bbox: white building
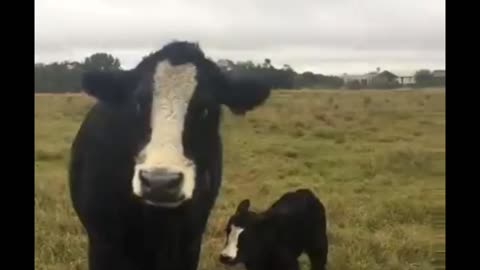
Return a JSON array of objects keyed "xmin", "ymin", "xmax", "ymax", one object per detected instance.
[{"xmin": 395, "ymin": 72, "xmax": 416, "ymax": 86}]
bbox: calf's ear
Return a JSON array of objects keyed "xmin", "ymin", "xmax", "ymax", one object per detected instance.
[
  {"xmin": 82, "ymin": 70, "xmax": 140, "ymax": 104},
  {"xmin": 216, "ymin": 75, "xmax": 272, "ymax": 116},
  {"xmin": 236, "ymin": 199, "xmax": 250, "ymax": 213}
]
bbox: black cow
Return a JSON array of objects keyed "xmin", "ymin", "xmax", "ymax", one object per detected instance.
[
  {"xmin": 219, "ymin": 189, "xmax": 328, "ymax": 270},
  {"xmin": 68, "ymin": 41, "xmax": 271, "ymax": 270}
]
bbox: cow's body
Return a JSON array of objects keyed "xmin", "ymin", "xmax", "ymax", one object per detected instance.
[
  {"xmin": 219, "ymin": 189, "xmax": 328, "ymax": 270},
  {"xmin": 69, "ymin": 102, "xmax": 222, "ymax": 270},
  {"xmin": 68, "ymin": 41, "xmax": 271, "ymax": 270}
]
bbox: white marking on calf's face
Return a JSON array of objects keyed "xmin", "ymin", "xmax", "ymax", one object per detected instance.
[
  {"xmin": 221, "ymin": 225, "xmax": 245, "ymax": 259},
  {"xmin": 132, "ymin": 60, "xmax": 198, "ymax": 203}
]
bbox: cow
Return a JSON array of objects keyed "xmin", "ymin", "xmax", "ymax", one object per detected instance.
[
  {"xmin": 219, "ymin": 189, "xmax": 328, "ymax": 270},
  {"xmin": 68, "ymin": 41, "xmax": 272, "ymax": 270}
]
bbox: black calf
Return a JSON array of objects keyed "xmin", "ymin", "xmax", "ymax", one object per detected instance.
[{"xmin": 219, "ymin": 189, "xmax": 328, "ymax": 270}]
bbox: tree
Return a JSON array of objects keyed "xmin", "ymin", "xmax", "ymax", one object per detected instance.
[
  {"xmin": 83, "ymin": 53, "xmax": 121, "ymax": 71},
  {"xmin": 293, "ymin": 72, "xmax": 343, "ymax": 89},
  {"xmin": 263, "ymin": 58, "xmax": 272, "ymax": 69},
  {"xmin": 236, "ymin": 61, "xmax": 256, "ymax": 70},
  {"xmin": 345, "ymin": 80, "xmax": 361, "ymax": 90},
  {"xmin": 34, "ymin": 61, "xmax": 84, "ymax": 92},
  {"xmin": 414, "ymin": 69, "xmax": 434, "ymax": 87},
  {"xmin": 282, "ymin": 64, "xmax": 293, "ymax": 71},
  {"xmin": 217, "ymin": 59, "xmax": 235, "ymax": 71}
]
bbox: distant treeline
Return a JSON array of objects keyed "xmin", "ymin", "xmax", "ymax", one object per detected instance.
[
  {"xmin": 34, "ymin": 52, "xmax": 444, "ymax": 93},
  {"xmin": 217, "ymin": 59, "xmax": 344, "ymax": 90},
  {"xmin": 35, "ymin": 53, "xmax": 121, "ymax": 93}
]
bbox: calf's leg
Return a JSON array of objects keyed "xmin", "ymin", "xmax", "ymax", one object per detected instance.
[{"xmin": 305, "ymin": 236, "xmax": 328, "ymax": 270}]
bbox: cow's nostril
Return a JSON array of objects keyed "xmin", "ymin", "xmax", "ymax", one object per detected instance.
[
  {"xmin": 219, "ymin": 254, "xmax": 235, "ymax": 264},
  {"xmin": 165, "ymin": 172, "xmax": 183, "ymax": 189},
  {"xmin": 139, "ymin": 169, "xmax": 151, "ymax": 188}
]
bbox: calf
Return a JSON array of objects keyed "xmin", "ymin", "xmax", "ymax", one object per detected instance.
[{"xmin": 219, "ymin": 189, "xmax": 328, "ymax": 270}]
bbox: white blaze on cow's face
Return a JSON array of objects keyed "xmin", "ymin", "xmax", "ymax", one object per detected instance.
[
  {"xmin": 132, "ymin": 60, "xmax": 197, "ymax": 204},
  {"xmin": 221, "ymin": 224, "xmax": 245, "ymax": 260}
]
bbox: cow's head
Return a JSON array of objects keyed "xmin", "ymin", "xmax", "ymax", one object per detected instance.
[
  {"xmin": 219, "ymin": 199, "xmax": 275, "ymax": 266},
  {"xmin": 81, "ymin": 41, "xmax": 271, "ymax": 208}
]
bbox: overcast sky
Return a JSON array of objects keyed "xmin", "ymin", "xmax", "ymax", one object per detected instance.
[{"xmin": 35, "ymin": 0, "xmax": 445, "ymax": 75}]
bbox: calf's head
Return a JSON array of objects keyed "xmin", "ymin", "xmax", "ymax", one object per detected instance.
[
  {"xmin": 81, "ymin": 41, "xmax": 271, "ymax": 207},
  {"xmin": 219, "ymin": 199, "xmax": 274, "ymax": 265}
]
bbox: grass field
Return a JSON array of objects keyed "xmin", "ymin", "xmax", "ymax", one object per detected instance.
[{"xmin": 35, "ymin": 89, "xmax": 445, "ymax": 270}]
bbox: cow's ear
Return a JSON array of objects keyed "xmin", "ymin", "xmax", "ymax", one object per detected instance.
[
  {"xmin": 82, "ymin": 70, "xmax": 140, "ymax": 104},
  {"xmin": 216, "ymin": 75, "xmax": 272, "ymax": 116},
  {"xmin": 236, "ymin": 199, "xmax": 250, "ymax": 213}
]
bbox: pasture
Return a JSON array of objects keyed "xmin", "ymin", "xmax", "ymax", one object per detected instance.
[{"xmin": 35, "ymin": 89, "xmax": 445, "ymax": 270}]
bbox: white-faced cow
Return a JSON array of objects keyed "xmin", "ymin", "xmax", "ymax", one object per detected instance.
[
  {"xmin": 219, "ymin": 189, "xmax": 328, "ymax": 270},
  {"xmin": 68, "ymin": 41, "xmax": 271, "ymax": 270}
]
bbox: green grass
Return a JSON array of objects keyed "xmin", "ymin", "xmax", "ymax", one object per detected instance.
[{"xmin": 35, "ymin": 89, "xmax": 445, "ymax": 270}]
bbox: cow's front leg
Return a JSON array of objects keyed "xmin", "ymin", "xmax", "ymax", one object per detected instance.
[{"xmin": 178, "ymin": 233, "xmax": 204, "ymax": 270}]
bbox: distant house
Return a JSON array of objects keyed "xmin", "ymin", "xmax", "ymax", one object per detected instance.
[
  {"xmin": 342, "ymin": 69, "xmax": 398, "ymax": 88},
  {"xmin": 432, "ymin": 70, "xmax": 445, "ymax": 78},
  {"xmin": 395, "ymin": 72, "xmax": 416, "ymax": 86},
  {"xmin": 342, "ymin": 73, "xmax": 375, "ymax": 88},
  {"xmin": 432, "ymin": 69, "xmax": 446, "ymax": 85},
  {"xmin": 373, "ymin": 70, "xmax": 398, "ymax": 85}
]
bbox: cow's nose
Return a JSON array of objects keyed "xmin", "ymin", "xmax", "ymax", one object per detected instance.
[
  {"xmin": 139, "ymin": 168, "xmax": 183, "ymax": 193},
  {"xmin": 219, "ymin": 254, "xmax": 234, "ymax": 264}
]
